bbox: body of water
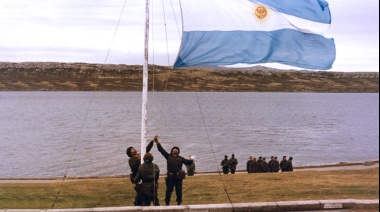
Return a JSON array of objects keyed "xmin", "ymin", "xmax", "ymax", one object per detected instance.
[{"xmin": 0, "ymin": 92, "xmax": 378, "ymax": 178}]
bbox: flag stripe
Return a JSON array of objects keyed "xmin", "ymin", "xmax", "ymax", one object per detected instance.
[
  {"xmin": 174, "ymin": 29, "xmax": 335, "ymax": 70},
  {"xmin": 181, "ymin": 0, "xmax": 330, "ymax": 33},
  {"xmin": 182, "ymin": 6, "xmax": 330, "ymax": 35},
  {"xmin": 252, "ymin": 0, "xmax": 331, "ymax": 24}
]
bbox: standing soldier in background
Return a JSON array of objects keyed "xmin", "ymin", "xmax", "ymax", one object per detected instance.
[
  {"xmin": 280, "ymin": 156, "xmax": 287, "ymax": 172},
  {"xmin": 221, "ymin": 155, "xmax": 230, "ymax": 174},
  {"xmin": 186, "ymin": 155, "xmax": 196, "ymax": 176},
  {"xmin": 229, "ymin": 154, "xmax": 238, "ymax": 174},
  {"xmin": 126, "ymin": 139, "xmax": 154, "ymax": 206},
  {"xmin": 154, "ymin": 135, "xmax": 193, "ymax": 206},
  {"xmin": 134, "ymin": 153, "xmax": 160, "ymax": 206}
]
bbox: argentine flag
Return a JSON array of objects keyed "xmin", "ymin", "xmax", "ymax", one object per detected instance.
[{"xmin": 173, "ymin": 0, "xmax": 336, "ymax": 70}]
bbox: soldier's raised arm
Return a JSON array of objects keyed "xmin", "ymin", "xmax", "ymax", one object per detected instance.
[{"xmin": 153, "ymin": 135, "xmax": 170, "ymax": 159}]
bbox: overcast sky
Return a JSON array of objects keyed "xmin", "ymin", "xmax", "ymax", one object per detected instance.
[{"xmin": 0, "ymin": 0, "xmax": 378, "ymax": 72}]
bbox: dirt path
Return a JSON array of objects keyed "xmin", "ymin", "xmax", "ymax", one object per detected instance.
[
  {"xmin": 0, "ymin": 161, "xmax": 378, "ymax": 184},
  {"xmin": 293, "ymin": 162, "xmax": 379, "ymax": 171}
]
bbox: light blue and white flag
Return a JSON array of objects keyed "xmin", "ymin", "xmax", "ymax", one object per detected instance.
[{"xmin": 173, "ymin": 0, "xmax": 336, "ymax": 70}]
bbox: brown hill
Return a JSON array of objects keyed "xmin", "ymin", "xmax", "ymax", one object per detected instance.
[{"xmin": 0, "ymin": 62, "xmax": 378, "ymax": 92}]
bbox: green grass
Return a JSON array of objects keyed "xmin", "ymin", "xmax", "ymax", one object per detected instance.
[{"xmin": 0, "ymin": 168, "xmax": 378, "ymax": 209}]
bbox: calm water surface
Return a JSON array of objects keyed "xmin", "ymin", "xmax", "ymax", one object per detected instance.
[{"xmin": 0, "ymin": 92, "xmax": 378, "ymax": 178}]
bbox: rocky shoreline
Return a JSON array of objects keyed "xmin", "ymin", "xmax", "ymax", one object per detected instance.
[{"xmin": 0, "ymin": 62, "xmax": 378, "ymax": 92}]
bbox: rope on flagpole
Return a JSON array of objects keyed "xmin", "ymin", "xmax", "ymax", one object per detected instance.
[{"xmin": 193, "ymin": 92, "xmax": 235, "ymax": 208}]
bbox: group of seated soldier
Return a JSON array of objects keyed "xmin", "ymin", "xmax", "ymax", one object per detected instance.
[{"xmin": 246, "ymin": 155, "xmax": 293, "ymax": 173}]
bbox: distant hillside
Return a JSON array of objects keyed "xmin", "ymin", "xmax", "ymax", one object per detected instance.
[{"xmin": 0, "ymin": 62, "xmax": 378, "ymax": 92}]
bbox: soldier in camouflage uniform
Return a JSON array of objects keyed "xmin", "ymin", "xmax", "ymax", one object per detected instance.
[
  {"xmin": 263, "ymin": 157, "xmax": 269, "ymax": 172},
  {"xmin": 280, "ymin": 156, "xmax": 287, "ymax": 172},
  {"xmin": 272, "ymin": 156, "xmax": 280, "ymax": 172},
  {"xmin": 186, "ymin": 155, "xmax": 195, "ymax": 176},
  {"xmin": 221, "ymin": 155, "xmax": 230, "ymax": 174},
  {"xmin": 250, "ymin": 157, "xmax": 258, "ymax": 173},
  {"xmin": 283, "ymin": 157, "xmax": 294, "ymax": 172},
  {"xmin": 257, "ymin": 156, "xmax": 264, "ymax": 173},
  {"xmin": 268, "ymin": 156, "xmax": 274, "ymax": 172},
  {"xmin": 246, "ymin": 156, "xmax": 253, "ymax": 173},
  {"xmin": 229, "ymin": 154, "xmax": 238, "ymax": 174},
  {"xmin": 134, "ymin": 153, "xmax": 160, "ymax": 206},
  {"xmin": 126, "ymin": 138, "xmax": 154, "ymax": 206}
]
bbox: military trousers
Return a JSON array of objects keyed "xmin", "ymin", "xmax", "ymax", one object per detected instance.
[
  {"xmin": 139, "ymin": 182, "xmax": 160, "ymax": 206},
  {"xmin": 165, "ymin": 176, "xmax": 183, "ymax": 204}
]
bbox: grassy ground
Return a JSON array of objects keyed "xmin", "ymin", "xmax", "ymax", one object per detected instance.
[{"xmin": 0, "ymin": 168, "xmax": 378, "ymax": 209}]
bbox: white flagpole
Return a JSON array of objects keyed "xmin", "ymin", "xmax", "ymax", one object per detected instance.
[{"xmin": 141, "ymin": 0, "xmax": 150, "ymax": 164}]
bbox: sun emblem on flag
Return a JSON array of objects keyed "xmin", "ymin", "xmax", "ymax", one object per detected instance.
[{"xmin": 253, "ymin": 5, "xmax": 270, "ymax": 24}]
